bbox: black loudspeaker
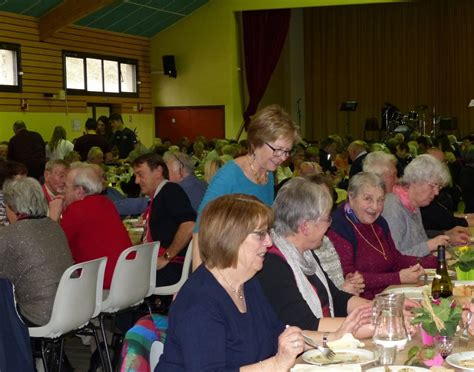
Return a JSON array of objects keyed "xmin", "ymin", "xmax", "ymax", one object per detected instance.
[{"xmin": 162, "ymin": 55, "xmax": 177, "ymax": 78}]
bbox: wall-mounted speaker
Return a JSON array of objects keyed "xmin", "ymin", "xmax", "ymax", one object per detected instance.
[{"xmin": 162, "ymin": 55, "xmax": 177, "ymax": 78}]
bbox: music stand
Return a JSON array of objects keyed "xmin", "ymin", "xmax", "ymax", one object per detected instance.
[{"xmin": 340, "ymin": 101, "xmax": 358, "ymax": 134}]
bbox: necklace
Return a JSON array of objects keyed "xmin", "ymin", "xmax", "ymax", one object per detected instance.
[
  {"xmin": 217, "ymin": 270, "xmax": 244, "ymax": 300},
  {"xmin": 248, "ymin": 155, "xmax": 268, "ymax": 185},
  {"xmin": 345, "ymin": 215, "xmax": 388, "ymax": 261}
]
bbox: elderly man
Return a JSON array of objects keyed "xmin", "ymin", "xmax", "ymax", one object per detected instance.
[
  {"xmin": 60, "ymin": 164, "xmax": 131, "ymax": 288},
  {"xmin": 132, "ymin": 153, "xmax": 195, "ymax": 286},
  {"xmin": 348, "ymin": 140, "xmax": 368, "ymax": 178},
  {"xmin": 362, "ymin": 151, "xmax": 398, "ymax": 193},
  {"xmin": 7, "ymin": 121, "xmax": 46, "ymax": 180},
  {"xmin": 163, "ymin": 151, "xmax": 207, "ymax": 212},
  {"xmin": 42, "ymin": 159, "xmax": 68, "ymax": 202}
]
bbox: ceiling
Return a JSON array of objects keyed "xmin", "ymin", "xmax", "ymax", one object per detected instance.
[{"xmin": 0, "ymin": 0, "xmax": 210, "ymax": 38}]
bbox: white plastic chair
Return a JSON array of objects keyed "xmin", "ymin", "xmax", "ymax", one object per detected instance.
[
  {"xmin": 98, "ymin": 242, "xmax": 160, "ymax": 371},
  {"xmin": 154, "ymin": 240, "xmax": 193, "ymax": 296},
  {"xmin": 29, "ymin": 257, "xmax": 107, "ymax": 372}
]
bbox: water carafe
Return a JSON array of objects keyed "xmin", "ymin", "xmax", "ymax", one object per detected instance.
[{"xmin": 373, "ymin": 293, "xmax": 408, "ymax": 350}]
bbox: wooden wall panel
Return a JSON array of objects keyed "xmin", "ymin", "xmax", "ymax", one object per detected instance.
[
  {"xmin": 304, "ymin": 0, "xmax": 474, "ymax": 140},
  {"xmin": 0, "ymin": 12, "xmax": 151, "ymax": 114}
]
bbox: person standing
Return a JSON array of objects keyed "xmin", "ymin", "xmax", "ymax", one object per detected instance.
[
  {"xmin": 74, "ymin": 118, "xmax": 112, "ymax": 162},
  {"xmin": 110, "ymin": 113, "xmax": 137, "ymax": 160},
  {"xmin": 7, "ymin": 121, "xmax": 46, "ymax": 180},
  {"xmin": 46, "ymin": 126, "xmax": 73, "ymax": 160}
]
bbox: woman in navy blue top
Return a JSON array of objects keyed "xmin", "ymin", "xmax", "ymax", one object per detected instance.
[{"xmin": 157, "ymin": 194, "xmax": 304, "ymax": 371}]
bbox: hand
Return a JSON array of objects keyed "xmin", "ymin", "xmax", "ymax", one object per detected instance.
[
  {"xmin": 427, "ymin": 235, "xmax": 450, "ymax": 252},
  {"xmin": 342, "ymin": 272, "xmax": 365, "ymax": 295},
  {"xmin": 157, "ymin": 256, "xmax": 169, "ymax": 270},
  {"xmin": 399, "ymin": 264, "xmax": 424, "ymax": 284},
  {"xmin": 48, "ymin": 195, "xmax": 65, "ymax": 222},
  {"xmin": 445, "ymin": 226, "xmax": 470, "ymax": 245},
  {"xmin": 274, "ymin": 326, "xmax": 304, "ymax": 370},
  {"xmin": 335, "ymin": 304, "xmax": 373, "ymax": 340}
]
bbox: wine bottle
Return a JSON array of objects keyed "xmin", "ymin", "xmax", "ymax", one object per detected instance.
[{"xmin": 431, "ymin": 245, "xmax": 453, "ymax": 299}]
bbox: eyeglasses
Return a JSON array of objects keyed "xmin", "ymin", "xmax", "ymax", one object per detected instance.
[
  {"xmin": 252, "ymin": 229, "xmax": 270, "ymax": 241},
  {"xmin": 427, "ymin": 182, "xmax": 442, "ymax": 191},
  {"xmin": 265, "ymin": 142, "xmax": 291, "ymax": 158},
  {"xmin": 317, "ymin": 216, "xmax": 332, "ymax": 226}
]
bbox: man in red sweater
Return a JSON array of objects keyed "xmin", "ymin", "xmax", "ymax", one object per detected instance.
[{"xmin": 60, "ymin": 163, "xmax": 132, "ymax": 288}]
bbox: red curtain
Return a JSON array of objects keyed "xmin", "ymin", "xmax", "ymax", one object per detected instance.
[{"xmin": 242, "ymin": 9, "xmax": 291, "ymax": 128}]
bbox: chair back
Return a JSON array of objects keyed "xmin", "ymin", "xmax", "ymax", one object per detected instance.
[
  {"xmin": 154, "ymin": 240, "xmax": 192, "ymax": 296},
  {"xmin": 29, "ymin": 257, "xmax": 106, "ymax": 338},
  {"xmin": 102, "ymin": 242, "xmax": 159, "ymax": 313}
]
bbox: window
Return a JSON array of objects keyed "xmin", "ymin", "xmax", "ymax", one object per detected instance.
[
  {"xmin": 0, "ymin": 43, "xmax": 21, "ymax": 92},
  {"xmin": 63, "ymin": 51, "xmax": 138, "ymax": 97}
]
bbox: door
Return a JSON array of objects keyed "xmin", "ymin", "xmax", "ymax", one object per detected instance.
[{"xmin": 155, "ymin": 106, "xmax": 225, "ymax": 142}]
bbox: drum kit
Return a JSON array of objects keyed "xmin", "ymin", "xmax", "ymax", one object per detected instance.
[{"xmin": 382, "ymin": 103, "xmax": 440, "ymax": 138}]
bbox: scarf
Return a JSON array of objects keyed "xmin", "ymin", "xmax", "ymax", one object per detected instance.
[
  {"xmin": 392, "ymin": 184, "xmax": 416, "ymax": 213},
  {"xmin": 271, "ymin": 230, "xmax": 334, "ymax": 318}
]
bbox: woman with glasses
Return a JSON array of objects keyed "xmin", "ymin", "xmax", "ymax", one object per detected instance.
[
  {"xmin": 327, "ymin": 172, "xmax": 436, "ymax": 300},
  {"xmin": 381, "ymin": 154, "xmax": 468, "ymax": 257},
  {"xmin": 192, "ymin": 105, "xmax": 300, "ymax": 270},
  {"xmin": 258, "ymin": 178, "xmax": 373, "ymax": 342}
]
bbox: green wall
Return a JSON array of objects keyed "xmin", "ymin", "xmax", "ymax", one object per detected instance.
[{"xmin": 151, "ymin": 0, "xmax": 407, "ymax": 139}]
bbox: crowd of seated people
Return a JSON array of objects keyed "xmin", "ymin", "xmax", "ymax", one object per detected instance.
[{"xmin": 3, "ymin": 108, "xmax": 474, "ymax": 370}]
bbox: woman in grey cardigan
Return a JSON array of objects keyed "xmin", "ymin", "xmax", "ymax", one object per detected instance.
[
  {"xmin": 382, "ymin": 154, "xmax": 468, "ymax": 257},
  {"xmin": 0, "ymin": 177, "xmax": 73, "ymax": 326}
]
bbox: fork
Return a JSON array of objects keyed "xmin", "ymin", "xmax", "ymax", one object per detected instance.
[{"xmin": 302, "ymin": 334, "xmax": 336, "ymax": 360}]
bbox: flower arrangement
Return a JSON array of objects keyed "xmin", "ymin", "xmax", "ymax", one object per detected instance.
[
  {"xmin": 452, "ymin": 246, "xmax": 474, "ymax": 280},
  {"xmin": 411, "ymin": 290, "xmax": 462, "ymax": 337}
]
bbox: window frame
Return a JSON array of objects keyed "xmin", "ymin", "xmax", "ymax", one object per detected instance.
[
  {"xmin": 0, "ymin": 42, "xmax": 22, "ymax": 93},
  {"xmin": 62, "ymin": 50, "xmax": 139, "ymax": 98}
]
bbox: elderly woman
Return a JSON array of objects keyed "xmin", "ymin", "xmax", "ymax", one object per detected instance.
[
  {"xmin": 382, "ymin": 154, "xmax": 468, "ymax": 257},
  {"xmin": 362, "ymin": 151, "xmax": 398, "ymax": 193},
  {"xmin": 158, "ymin": 194, "xmax": 305, "ymax": 371},
  {"xmin": 258, "ymin": 178, "xmax": 373, "ymax": 342},
  {"xmin": 0, "ymin": 177, "xmax": 73, "ymax": 326},
  {"xmin": 192, "ymin": 104, "xmax": 300, "ymax": 270},
  {"xmin": 327, "ymin": 172, "xmax": 437, "ymax": 300}
]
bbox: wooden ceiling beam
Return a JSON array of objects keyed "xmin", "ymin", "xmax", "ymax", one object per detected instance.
[{"xmin": 39, "ymin": 0, "xmax": 117, "ymax": 41}]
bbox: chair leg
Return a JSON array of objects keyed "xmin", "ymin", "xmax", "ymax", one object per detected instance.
[
  {"xmin": 92, "ymin": 325, "xmax": 108, "ymax": 372},
  {"xmin": 40, "ymin": 339, "xmax": 50, "ymax": 372},
  {"xmin": 57, "ymin": 338, "xmax": 64, "ymax": 372},
  {"xmin": 99, "ymin": 314, "xmax": 113, "ymax": 372}
]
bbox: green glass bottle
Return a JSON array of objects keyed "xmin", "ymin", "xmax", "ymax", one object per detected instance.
[{"xmin": 431, "ymin": 245, "xmax": 453, "ymax": 299}]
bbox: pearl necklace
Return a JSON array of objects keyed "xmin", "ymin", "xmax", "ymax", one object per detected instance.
[
  {"xmin": 345, "ymin": 215, "xmax": 388, "ymax": 261},
  {"xmin": 248, "ymin": 155, "xmax": 268, "ymax": 185},
  {"xmin": 218, "ymin": 270, "xmax": 244, "ymax": 300}
]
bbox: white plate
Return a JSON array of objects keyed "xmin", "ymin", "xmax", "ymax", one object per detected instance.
[
  {"xmin": 383, "ymin": 286, "xmax": 427, "ymax": 300},
  {"xmin": 302, "ymin": 348, "xmax": 375, "ymax": 366},
  {"xmin": 446, "ymin": 351, "xmax": 474, "ymax": 371},
  {"xmin": 366, "ymin": 367, "xmax": 429, "ymax": 372},
  {"xmin": 453, "ymin": 280, "xmax": 474, "ymax": 286}
]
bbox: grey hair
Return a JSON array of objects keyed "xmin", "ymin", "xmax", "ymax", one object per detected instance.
[
  {"xmin": 348, "ymin": 172, "xmax": 386, "ymax": 197},
  {"xmin": 87, "ymin": 146, "xmax": 104, "ymax": 162},
  {"xmin": 45, "ymin": 159, "xmax": 69, "ymax": 172},
  {"xmin": 3, "ymin": 177, "xmax": 48, "ymax": 217},
  {"xmin": 363, "ymin": 151, "xmax": 397, "ymax": 177},
  {"xmin": 273, "ymin": 177, "xmax": 332, "ymax": 236},
  {"xmin": 69, "ymin": 164, "xmax": 104, "ymax": 195},
  {"xmin": 401, "ymin": 154, "xmax": 451, "ymax": 187},
  {"xmin": 163, "ymin": 151, "xmax": 194, "ymax": 174}
]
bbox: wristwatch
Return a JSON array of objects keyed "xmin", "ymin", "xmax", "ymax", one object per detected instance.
[{"xmin": 163, "ymin": 251, "xmax": 171, "ymax": 261}]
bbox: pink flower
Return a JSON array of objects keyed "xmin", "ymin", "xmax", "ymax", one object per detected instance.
[{"xmin": 432, "ymin": 299, "xmax": 441, "ymax": 306}]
